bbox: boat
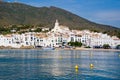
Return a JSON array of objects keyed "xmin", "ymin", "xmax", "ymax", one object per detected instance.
[
  {"xmin": 35, "ymin": 46, "xmax": 43, "ymax": 48},
  {"xmin": 42, "ymin": 47, "xmax": 55, "ymax": 50}
]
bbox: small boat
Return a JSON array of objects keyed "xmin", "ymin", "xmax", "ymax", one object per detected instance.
[
  {"xmin": 42, "ymin": 47, "xmax": 55, "ymax": 50},
  {"xmin": 35, "ymin": 46, "xmax": 43, "ymax": 48}
]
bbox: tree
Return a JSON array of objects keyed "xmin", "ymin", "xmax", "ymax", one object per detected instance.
[
  {"xmin": 34, "ymin": 28, "xmax": 42, "ymax": 32},
  {"xmin": 117, "ymin": 31, "xmax": 120, "ymax": 38},
  {"xmin": 116, "ymin": 45, "xmax": 120, "ymax": 49},
  {"xmin": 68, "ymin": 41, "xmax": 82, "ymax": 47},
  {"xmin": 103, "ymin": 44, "xmax": 110, "ymax": 49}
]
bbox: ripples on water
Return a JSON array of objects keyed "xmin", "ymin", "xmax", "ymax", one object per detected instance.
[{"xmin": 0, "ymin": 49, "xmax": 120, "ymax": 80}]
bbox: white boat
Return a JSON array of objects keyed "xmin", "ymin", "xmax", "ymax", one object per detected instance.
[{"xmin": 42, "ymin": 47, "xmax": 55, "ymax": 50}]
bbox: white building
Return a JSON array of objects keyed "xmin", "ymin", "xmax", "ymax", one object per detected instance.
[
  {"xmin": 51, "ymin": 19, "xmax": 70, "ymax": 33},
  {"xmin": 0, "ymin": 34, "xmax": 22, "ymax": 48},
  {"xmin": 89, "ymin": 33, "xmax": 114, "ymax": 48},
  {"xmin": 0, "ymin": 19, "xmax": 120, "ymax": 48}
]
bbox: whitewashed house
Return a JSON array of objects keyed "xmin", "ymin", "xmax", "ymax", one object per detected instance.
[
  {"xmin": 89, "ymin": 33, "xmax": 115, "ymax": 48},
  {"xmin": 0, "ymin": 19, "xmax": 120, "ymax": 48},
  {"xmin": 21, "ymin": 32, "xmax": 36, "ymax": 46}
]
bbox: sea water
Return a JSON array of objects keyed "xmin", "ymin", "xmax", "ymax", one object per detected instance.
[{"xmin": 0, "ymin": 49, "xmax": 120, "ymax": 80}]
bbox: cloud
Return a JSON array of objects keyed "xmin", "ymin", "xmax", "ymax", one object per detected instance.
[{"xmin": 94, "ymin": 10, "xmax": 120, "ymax": 21}]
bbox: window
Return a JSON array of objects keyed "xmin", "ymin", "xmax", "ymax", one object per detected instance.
[
  {"xmin": 52, "ymin": 40, "xmax": 53, "ymax": 42},
  {"xmin": 25, "ymin": 37, "xmax": 27, "ymax": 41},
  {"xmin": 26, "ymin": 42, "xmax": 28, "ymax": 45},
  {"xmin": 40, "ymin": 40, "xmax": 43, "ymax": 42},
  {"xmin": 71, "ymin": 37, "xmax": 74, "ymax": 42},
  {"xmin": 82, "ymin": 40, "xmax": 84, "ymax": 42},
  {"xmin": 31, "ymin": 37, "xmax": 33, "ymax": 40},
  {"xmin": 37, "ymin": 39, "xmax": 39, "ymax": 42},
  {"xmin": 9, "ymin": 41, "xmax": 11, "ymax": 44}
]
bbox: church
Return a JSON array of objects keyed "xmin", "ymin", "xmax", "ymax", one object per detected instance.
[{"xmin": 51, "ymin": 19, "xmax": 70, "ymax": 33}]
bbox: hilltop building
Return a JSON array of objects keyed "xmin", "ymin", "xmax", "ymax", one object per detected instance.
[
  {"xmin": 51, "ymin": 20, "xmax": 62, "ymax": 32},
  {"xmin": 51, "ymin": 19, "xmax": 70, "ymax": 33}
]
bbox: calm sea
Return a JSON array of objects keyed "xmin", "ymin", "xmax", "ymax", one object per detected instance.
[{"xmin": 0, "ymin": 49, "xmax": 120, "ymax": 80}]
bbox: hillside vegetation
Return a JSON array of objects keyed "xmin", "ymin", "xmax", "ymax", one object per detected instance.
[{"xmin": 0, "ymin": 1, "xmax": 120, "ymax": 38}]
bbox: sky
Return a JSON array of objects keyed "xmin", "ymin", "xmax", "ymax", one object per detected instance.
[{"xmin": 4, "ymin": 0, "xmax": 120, "ymax": 28}]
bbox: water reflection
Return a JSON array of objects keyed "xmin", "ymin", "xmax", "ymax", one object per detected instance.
[{"xmin": 0, "ymin": 49, "xmax": 120, "ymax": 79}]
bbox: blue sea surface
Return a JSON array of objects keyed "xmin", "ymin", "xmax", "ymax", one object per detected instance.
[{"xmin": 0, "ymin": 49, "xmax": 120, "ymax": 80}]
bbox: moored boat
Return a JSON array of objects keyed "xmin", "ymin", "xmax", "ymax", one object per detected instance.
[{"xmin": 42, "ymin": 47, "xmax": 55, "ymax": 50}]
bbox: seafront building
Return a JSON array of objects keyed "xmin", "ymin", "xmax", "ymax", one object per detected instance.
[{"xmin": 0, "ymin": 20, "xmax": 120, "ymax": 48}]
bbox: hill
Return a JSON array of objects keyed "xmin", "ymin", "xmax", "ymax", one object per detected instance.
[{"xmin": 0, "ymin": 1, "xmax": 120, "ymax": 38}]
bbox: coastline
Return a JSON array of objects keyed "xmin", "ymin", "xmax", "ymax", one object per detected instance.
[
  {"xmin": 75, "ymin": 47, "xmax": 120, "ymax": 52},
  {"xmin": 0, "ymin": 46, "xmax": 120, "ymax": 52}
]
